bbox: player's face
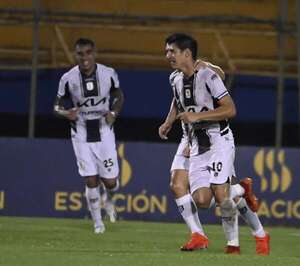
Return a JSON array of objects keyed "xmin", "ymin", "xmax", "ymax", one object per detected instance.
[
  {"xmin": 75, "ymin": 44, "xmax": 96, "ymax": 73},
  {"xmin": 165, "ymin": 43, "xmax": 186, "ymax": 70}
]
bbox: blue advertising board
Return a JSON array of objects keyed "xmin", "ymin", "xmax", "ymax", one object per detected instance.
[{"xmin": 0, "ymin": 138, "xmax": 299, "ymax": 226}]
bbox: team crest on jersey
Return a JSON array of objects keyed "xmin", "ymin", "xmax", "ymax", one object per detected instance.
[
  {"xmin": 86, "ymin": 82, "xmax": 94, "ymax": 91},
  {"xmin": 185, "ymin": 89, "xmax": 191, "ymax": 98}
]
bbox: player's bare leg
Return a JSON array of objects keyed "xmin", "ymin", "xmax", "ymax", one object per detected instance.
[
  {"xmin": 101, "ymin": 177, "xmax": 119, "ymax": 223},
  {"xmin": 170, "ymin": 169, "xmax": 189, "ymax": 198},
  {"xmin": 212, "ymin": 182, "xmax": 237, "ymax": 252},
  {"xmin": 230, "ymin": 178, "xmax": 269, "ymax": 255},
  {"xmin": 85, "ymin": 175, "xmax": 105, "ymax": 234},
  {"xmin": 191, "ymin": 182, "xmax": 242, "ymax": 254},
  {"xmin": 178, "ymin": 186, "xmax": 212, "ymax": 251},
  {"xmin": 99, "ymin": 183, "xmax": 115, "ymax": 222},
  {"xmin": 224, "ymin": 212, "xmax": 240, "ymax": 254},
  {"xmin": 171, "ymin": 170, "xmax": 208, "ymax": 251},
  {"xmin": 236, "ymin": 178, "xmax": 270, "ymax": 255},
  {"xmin": 193, "ymin": 185, "xmax": 240, "ymax": 254},
  {"xmin": 222, "ymin": 183, "xmax": 245, "ymax": 254}
]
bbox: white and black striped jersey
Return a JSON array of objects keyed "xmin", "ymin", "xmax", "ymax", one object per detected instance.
[
  {"xmin": 57, "ymin": 63, "xmax": 120, "ymax": 142},
  {"xmin": 169, "ymin": 67, "xmax": 233, "ymax": 155}
]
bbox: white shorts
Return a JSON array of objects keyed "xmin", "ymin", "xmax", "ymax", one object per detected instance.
[
  {"xmin": 170, "ymin": 154, "xmax": 189, "ymax": 171},
  {"xmin": 189, "ymin": 140, "xmax": 235, "ymax": 194},
  {"xmin": 170, "ymin": 136, "xmax": 189, "ymax": 172},
  {"xmin": 71, "ymin": 130, "xmax": 119, "ymax": 178}
]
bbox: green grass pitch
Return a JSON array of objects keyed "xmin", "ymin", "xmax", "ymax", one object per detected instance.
[{"xmin": 0, "ymin": 216, "xmax": 299, "ymax": 266}]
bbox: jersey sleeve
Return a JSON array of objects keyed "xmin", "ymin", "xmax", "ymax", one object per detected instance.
[
  {"xmin": 111, "ymin": 69, "xmax": 120, "ymax": 89},
  {"xmin": 205, "ymin": 71, "xmax": 228, "ymax": 100},
  {"xmin": 57, "ymin": 74, "xmax": 69, "ymax": 98},
  {"xmin": 169, "ymin": 70, "xmax": 179, "ymax": 86}
]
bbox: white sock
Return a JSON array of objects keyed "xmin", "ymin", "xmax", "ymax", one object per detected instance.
[
  {"xmin": 220, "ymin": 199, "xmax": 237, "ymax": 243},
  {"xmin": 85, "ymin": 186, "xmax": 102, "ymax": 228},
  {"xmin": 104, "ymin": 188, "xmax": 115, "ymax": 211},
  {"xmin": 175, "ymin": 194, "xmax": 204, "ymax": 235},
  {"xmin": 227, "ymin": 212, "xmax": 239, "ymax": 246},
  {"xmin": 230, "ymin": 184, "xmax": 245, "ymax": 199},
  {"xmin": 236, "ymin": 198, "xmax": 265, "ymax": 237},
  {"xmin": 225, "ymin": 184, "xmax": 242, "ymax": 246}
]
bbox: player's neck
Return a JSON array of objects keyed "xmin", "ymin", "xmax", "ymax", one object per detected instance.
[
  {"xmin": 181, "ymin": 60, "xmax": 195, "ymax": 78},
  {"xmin": 80, "ymin": 64, "xmax": 96, "ymax": 76}
]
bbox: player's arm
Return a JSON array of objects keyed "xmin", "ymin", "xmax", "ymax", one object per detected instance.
[
  {"xmin": 177, "ymin": 95, "xmax": 236, "ymax": 124},
  {"xmin": 53, "ymin": 96, "xmax": 78, "ymax": 121},
  {"xmin": 158, "ymin": 98, "xmax": 178, "ymax": 140},
  {"xmin": 194, "ymin": 59, "xmax": 225, "ymax": 80},
  {"xmin": 106, "ymin": 86, "xmax": 124, "ymax": 125}
]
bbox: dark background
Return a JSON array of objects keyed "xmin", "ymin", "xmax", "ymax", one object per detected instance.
[{"xmin": 0, "ymin": 68, "xmax": 299, "ymax": 147}]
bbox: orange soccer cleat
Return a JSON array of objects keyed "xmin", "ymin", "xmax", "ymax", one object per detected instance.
[
  {"xmin": 239, "ymin": 177, "xmax": 259, "ymax": 212},
  {"xmin": 255, "ymin": 233, "xmax": 270, "ymax": 255},
  {"xmin": 225, "ymin": 245, "xmax": 241, "ymax": 255},
  {"xmin": 180, "ymin": 232, "xmax": 209, "ymax": 251}
]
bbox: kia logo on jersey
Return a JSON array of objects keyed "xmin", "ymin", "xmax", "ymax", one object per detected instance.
[{"xmin": 76, "ymin": 97, "xmax": 106, "ymax": 107}]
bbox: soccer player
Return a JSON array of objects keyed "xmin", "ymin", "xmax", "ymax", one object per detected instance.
[
  {"xmin": 54, "ymin": 38, "xmax": 124, "ymax": 234},
  {"xmin": 159, "ymin": 60, "xmax": 244, "ymax": 254},
  {"xmin": 160, "ymin": 107, "xmax": 258, "ymax": 254},
  {"xmin": 159, "ymin": 33, "xmax": 270, "ymax": 255}
]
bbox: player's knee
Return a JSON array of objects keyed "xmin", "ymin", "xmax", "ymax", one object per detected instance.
[
  {"xmin": 85, "ymin": 176, "xmax": 98, "ymax": 188},
  {"xmin": 170, "ymin": 181, "xmax": 187, "ymax": 197},
  {"xmin": 103, "ymin": 178, "xmax": 119, "ymax": 191},
  {"xmin": 193, "ymin": 195, "xmax": 210, "ymax": 209},
  {"xmin": 195, "ymin": 201, "xmax": 210, "ymax": 209}
]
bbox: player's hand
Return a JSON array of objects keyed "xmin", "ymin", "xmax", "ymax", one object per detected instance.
[
  {"xmin": 158, "ymin": 121, "xmax": 172, "ymax": 140},
  {"xmin": 177, "ymin": 112, "xmax": 199, "ymax": 123},
  {"xmin": 194, "ymin": 59, "xmax": 225, "ymax": 80},
  {"xmin": 194, "ymin": 59, "xmax": 208, "ymax": 72},
  {"xmin": 105, "ymin": 111, "xmax": 117, "ymax": 125},
  {"xmin": 182, "ymin": 145, "xmax": 190, "ymax": 158},
  {"xmin": 66, "ymin": 107, "xmax": 78, "ymax": 121}
]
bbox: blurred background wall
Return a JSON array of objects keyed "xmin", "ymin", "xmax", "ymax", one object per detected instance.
[{"xmin": 0, "ymin": 0, "xmax": 298, "ymax": 147}]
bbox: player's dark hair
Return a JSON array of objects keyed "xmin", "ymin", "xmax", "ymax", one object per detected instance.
[
  {"xmin": 75, "ymin": 38, "xmax": 95, "ymax": 48},
  {"xmin": 165, "ymin": 33, "xmax": 198, "ymax": 60}
]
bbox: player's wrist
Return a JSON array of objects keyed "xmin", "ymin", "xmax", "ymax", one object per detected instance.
[
  {"xmin": 54, "ymin": 106, "xmax": 69, "ymax": 117},
  {"xmin": 110, "ymin": 111, "xmax": 118, "ymax": 118}
]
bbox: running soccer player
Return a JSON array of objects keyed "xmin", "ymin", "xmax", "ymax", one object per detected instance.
[
  {"xmin": 159, "ymin": 33, "xmax": 270, "ymax": 255},
  {"xmin": 54, "ymin": 38, "xmax": 124, "ymax": 234}
]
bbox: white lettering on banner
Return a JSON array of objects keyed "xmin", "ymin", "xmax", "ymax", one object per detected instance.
[
  {"xmin": 114, "ymin": 191, "xmax": 167, "ymax": 214},
  {"xmin": 53, "ymin": 191, "xmax": 167, "ymax": 214},
  {"xmin": 258, "ymin": 200, "xmax": 300, "ymax": 219},
  {"xmin": 54, "ymin": 192, "xmax": 82, "ymax": 211}
]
